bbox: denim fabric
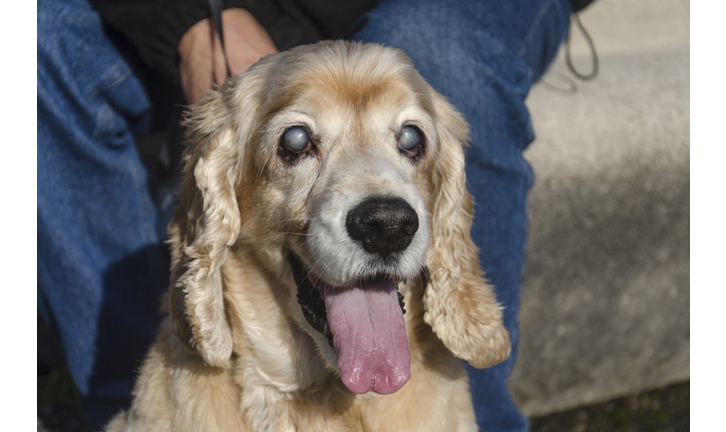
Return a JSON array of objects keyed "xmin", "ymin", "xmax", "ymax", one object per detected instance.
[
  {"xmin": 37, "ymin": 0, "xmax": 569, "ymax": 429},
  {"xmin": 37, "ymin": 0, "xmax": 169, "ymax": 427},
  {"xmin": 352, "ymin": 1, "xmax": 569, "ymax": 430}
]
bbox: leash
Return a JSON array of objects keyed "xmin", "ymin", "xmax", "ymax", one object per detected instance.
[
  {"xmin": 208, "ymin": 0, "xmax": 232, "ymax": 78},
  {"xmin": 565, "ymin": 12, "xmax": 599, "ymax": 81}
]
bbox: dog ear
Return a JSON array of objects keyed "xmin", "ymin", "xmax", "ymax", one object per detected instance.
[
  {"xmin": 423, "ymin": 91, "xmax": 512, "ymax": 369},
  {"xmin": 167, "ymin": 84, "xmax": 248, "ymax": 368}
]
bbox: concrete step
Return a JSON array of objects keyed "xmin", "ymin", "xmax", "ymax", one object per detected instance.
[{"xmin": 506, "ymin": 0, "xmax": 690, "ymax": 416}]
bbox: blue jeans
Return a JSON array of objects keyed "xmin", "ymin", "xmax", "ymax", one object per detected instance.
[
  {"xmin": 37, "ymin": 0, "xmax": 569, "ymax": 429},
  {"xmin": 37, "ymin": 0, "xmax": 169, "ymax": 427},
  {"xmin": 352, "ymin": 1, "xmax": 570, "ymax": 430}
]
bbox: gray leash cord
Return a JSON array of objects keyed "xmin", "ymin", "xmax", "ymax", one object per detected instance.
[{"xmin": 565, "ymin": 12, "xmax": 598, "ymax": 81}]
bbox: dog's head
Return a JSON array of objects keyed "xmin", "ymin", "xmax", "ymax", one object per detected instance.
[{"xmin": 168, "ymin": 41, "xmax": 510, "ymax": 394}]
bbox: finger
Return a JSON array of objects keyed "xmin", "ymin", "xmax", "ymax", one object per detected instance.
[
  {"xmin": 179, "ymin": 19, "xmax": 216, "ymax": 105},
  {"xmin": 180, "ymin": 62, "xmax": 202, "ymax": 105},
  {"xmin": 222, "ymin": 8, "xmax": 278, "ymax": 76},
  {"xmin": 181, "ymin": 47, "xmax": 215, "ymax": 105}
]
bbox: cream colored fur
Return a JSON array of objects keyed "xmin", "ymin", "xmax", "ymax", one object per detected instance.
[{"xmin": 106, "ymin": 41, "xmax": 510, "ymax": 432}]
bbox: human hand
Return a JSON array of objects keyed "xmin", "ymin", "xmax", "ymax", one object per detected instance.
[{"xmin": 178, "ymin": 8, "xmax": 278, "ymax": 105}]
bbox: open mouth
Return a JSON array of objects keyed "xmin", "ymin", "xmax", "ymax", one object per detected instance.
[
  {"xmin": 292, "ymin": 254, "xmax": 406, "ymax": 345},
  {"xmin": 290, "ymin": 253, "xmax": 410, "ymax": 394},
  {"xmin": 292, "ymin": 254, "xmax": 334, "ymax": 343}
]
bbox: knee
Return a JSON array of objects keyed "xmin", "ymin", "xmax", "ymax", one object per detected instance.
[
  {"xmin": 351, "ymin": 0, "xmax": 533, "ymax": 98},
  {"xmin": 38, "ymin": 0, "xmax": 151, "ymax": 146}
]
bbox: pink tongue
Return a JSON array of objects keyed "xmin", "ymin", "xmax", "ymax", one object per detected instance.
[{"xmin": 322, "ymin": 280, "xmax": 410, "ymax": 394}]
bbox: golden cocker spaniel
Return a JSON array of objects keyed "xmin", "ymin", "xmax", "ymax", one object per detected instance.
[{"xmin": 106, "ymin": 41, "xmax": 510, "ymax": 432}]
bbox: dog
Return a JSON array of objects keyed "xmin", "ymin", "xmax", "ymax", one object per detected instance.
[{"xmin": 105, "ymin": 41, "xmax": 510, "ymax": 432}]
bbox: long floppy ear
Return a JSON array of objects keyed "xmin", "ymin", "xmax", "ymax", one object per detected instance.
[
  {"xmin": 166, "ymin": 85, "xmax": 245, "ymax": 368},
  {"xmin": 423, "ymin": 92, "xmax": 511, "ymax": 369}
]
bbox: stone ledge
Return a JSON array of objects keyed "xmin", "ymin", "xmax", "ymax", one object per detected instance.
[{"xmin": 506, "ymin": 19, "xmax": 689, "ymax": 415}]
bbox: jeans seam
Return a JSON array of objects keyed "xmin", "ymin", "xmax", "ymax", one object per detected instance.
[
  {"xmin": 518, "ymin": 0, "xmax": 563, "ymax": 60},
  {"xmin": 86, "ymin": 59, "xmax": 133, "ymax": 99}
]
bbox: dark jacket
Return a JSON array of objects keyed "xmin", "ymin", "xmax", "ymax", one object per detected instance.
[
  {"xmin": 91, "ymin": 0, "xmax": 595, "ymax": 85},
  {"xmin": 91, "ymin": 0, "xmax": 376, "ymax": 84}
]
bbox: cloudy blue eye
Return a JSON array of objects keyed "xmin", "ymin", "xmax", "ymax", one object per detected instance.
[
  {"xmin": 398, "ymin": 126, "xmax": 422, "ymax": 155},
  {"xmin": 282, "ymin": 126, "xmax": 311, "ymax": 155}
]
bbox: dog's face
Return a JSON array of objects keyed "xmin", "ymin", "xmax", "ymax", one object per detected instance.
[
  {"xmin": 253, "ymin": 45, "xmax": 438, "ymax": 395},
  {"xmin": 169, "ymin": 41, "xmax": 510, "ymax": 396}
]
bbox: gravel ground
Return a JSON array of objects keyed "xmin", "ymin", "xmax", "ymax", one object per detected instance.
[
  {"xmin": 529, "ymin": 383, "xmax": 689, "ymax": 432},
  {"xmin": 38, "ymin": 315, "xmax": 689, "ymax": 432}
]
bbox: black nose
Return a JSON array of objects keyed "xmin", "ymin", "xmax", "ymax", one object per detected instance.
[{"xmin": 345, "ymin": 197, "xmax": 419, "ymax": 259}]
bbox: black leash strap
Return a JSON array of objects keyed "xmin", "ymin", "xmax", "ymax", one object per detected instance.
[{"xmin": 208, "ymin": 0, "xmax": 231, "ymax": 78}]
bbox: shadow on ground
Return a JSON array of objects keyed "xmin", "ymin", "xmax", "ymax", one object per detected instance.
[
  {"xmin": 38, "ymin": 313, "xmax": 91, "ymax": 432},
  {"xmin": 530, "ymin": 382, "xmax": 690, "ymax": 432}
]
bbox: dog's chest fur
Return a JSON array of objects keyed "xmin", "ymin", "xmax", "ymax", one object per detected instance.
[
  {"xmin": 216, "ymin": 248, "xmax": 475, "ymax": 432},
  {"xmin": 111, "ymin": 249, "xmax": 478, "ymax": 431}
]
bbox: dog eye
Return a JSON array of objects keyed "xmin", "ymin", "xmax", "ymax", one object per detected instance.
[
  {"xmin": 398, "ymin": 126, "xmax": 422, "ymax": 157},
  {"xmin": 281, "ymin": 126, "xmax": 312, "ymax": 156}
]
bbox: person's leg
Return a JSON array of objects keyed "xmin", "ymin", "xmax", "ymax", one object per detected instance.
[
  {"xmin": 352, "ymin": 1, "xmax": 569, "ymax": 430},
  {"xmin": 37, "ymin": 0, "xmax": 169, "ymax": 427}
]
